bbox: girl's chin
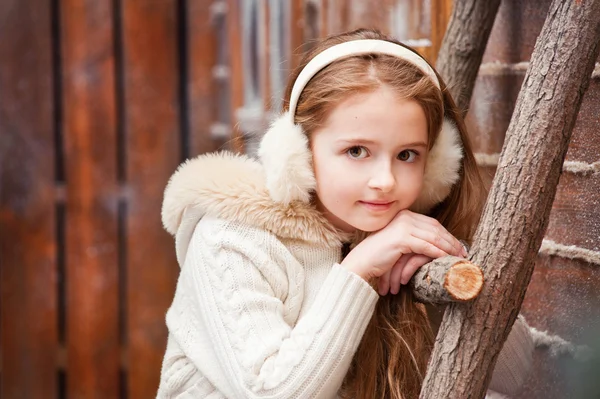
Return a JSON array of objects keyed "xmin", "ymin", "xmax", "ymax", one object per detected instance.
[
  {"xmin": 346, "ymin": 217, "xmax": 393, "ymax": 233},
  {"xmin": 325, "ymin": 210, "xmax": 394, "ymax": 233}
]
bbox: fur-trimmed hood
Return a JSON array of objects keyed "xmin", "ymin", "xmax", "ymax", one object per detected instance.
[
  {"xmin": 161, "ymin": 151, "xmax": 350, "ymax": 265},
  {"xmin": 162, "ymin": 112, "xmax": 462, "ymax": 266}
]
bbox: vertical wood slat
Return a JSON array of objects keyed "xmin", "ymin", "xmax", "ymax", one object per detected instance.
[
  {"xmin": 321, "ymin": 0, "xmax": 329, "ymax": 36},
  {"xmin": 188, "ymin": 1, "xmax": 219, "ymax": 156},
  {"xmin": 329, "ymin": 0, "xmax": 350, "ymax": 35},
  {"xmin": 290, "ymin": 0, "xmax": 306, "ymax": 74},
  {"xmin": 0, "ymin": 1, "xmax": 58, "ymax": 397},
  {"xmin": 61, "ymin": 1, "xmax": 120, "ymax": 397},
  {"xmin": 267, "ymin": 0, "xmax": 289, "ymax": 112},
  {"xmin": 227, "ymin": 0, "xmax": 245, "ymax": 153},
  {"xmin": 430, "ymin": 0, "xmax": 453, "ymax": 63},
  {"xmin": 347, "ymin": 0, "xmax": 396, "ymax": 34},
  {"xmin": 121, "ymin": 1, "xmax": 180, "ymax": 397},
  {"xmin": 261, "ymin": 1, "xmax": 272, "ymax": 112}
]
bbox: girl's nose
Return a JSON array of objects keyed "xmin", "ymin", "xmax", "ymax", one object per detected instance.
[{"xmin": 367, "ymin": 163, "xmax": 395, "ymax": 193}]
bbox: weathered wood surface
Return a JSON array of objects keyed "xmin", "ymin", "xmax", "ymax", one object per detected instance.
[
  {"xmin": 61, "ymin": 1, "xmax": 120, "ymax": 397},
  {"xmin": 121, "ymin": 1, "xmax": 180, "ymax": 397},
  {"xmin": 436, "ymin": 0, "xmax": 502, "ymax": 112},
  {"xmin": 0, "ymin": 1, "xmax": 57, "ymax": 397}
]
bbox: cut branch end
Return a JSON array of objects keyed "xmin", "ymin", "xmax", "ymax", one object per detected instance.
[
  {"xmin": 444, "ymin": 261, "xmax": 484, "ymax": 301},
  {"xmin": 411, "ymin": 256, "xmax": 484, "ymax": 304}
]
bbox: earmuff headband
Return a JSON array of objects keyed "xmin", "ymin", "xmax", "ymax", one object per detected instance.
[
  {"xmin": 258, "ymin": 38, "xmax": 463, "ymax": 213},
  {"xmin": 288, "ymin": 39, "xmax": 441, "ymax": 121}
]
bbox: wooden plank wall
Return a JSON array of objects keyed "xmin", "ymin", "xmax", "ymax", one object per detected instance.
[
  {"xmin": 0, "ymin": 1, "xmax": 58, "ymax": 398},
  {"xmin": 0, "ymin": 1, "xmax": 222, "ymax": 398},
  {"xmin": 239, "ymin": 0, "xmax": 445, "ymax": 151},
  {"xmin": 11, "ymin": 0, "xmax": 598, "ymax": 398},
  {"xmin": 61, "ymin": 2, "xmax": 120, "ymax": 397},
  {"xmin": 0, "ymin": 1, "xmax": 451, "ymax": 398},
  {"xmin": 120, "ymin": 2, "xmax": 180, "ymax": 398}
]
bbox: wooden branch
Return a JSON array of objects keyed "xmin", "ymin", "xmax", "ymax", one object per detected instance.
[
  {"xmin": 411, "ymin": 256, "xmax": 483, "ymax": 304},
  {"xmin": 435, "ymin": 0, "xmax": 501, "ymax": 112},
  {"xmin": 420, "ymin": 1, "xmax": 600, "ymax": 398}
]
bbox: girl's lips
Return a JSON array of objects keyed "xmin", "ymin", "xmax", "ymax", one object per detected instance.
[{"xmin": 359, "ymin": 201, "xmax": 395, "ymax": 211}]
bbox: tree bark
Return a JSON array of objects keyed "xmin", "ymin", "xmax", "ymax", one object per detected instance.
[
  {"xmin": 411, "ymin": 256, "xmax": 483, "ymax": 304},
  {"xmin": 435, "ymin": 0, "xmax": 501, "ymax": 112},
  {"xmin": 420, "ymin": 1, "xmax": 600, "ymax": 398}
]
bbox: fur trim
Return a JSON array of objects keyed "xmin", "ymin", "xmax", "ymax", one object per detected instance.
[
  {"xmin": 410, "ymin": 118, "xmax": 463, "ymax": 213},
  {"xmin": 258, "ymin": 114, "xmax": 316, "ymax": 205},
  {"xmin": 161, "ymin": 152, "xmax": 348, "ymax": 248}
]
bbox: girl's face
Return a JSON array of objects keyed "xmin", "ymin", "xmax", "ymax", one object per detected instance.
[{"xmin": 311, "ymin": 86, "xmax": 428, "ymax": 233}]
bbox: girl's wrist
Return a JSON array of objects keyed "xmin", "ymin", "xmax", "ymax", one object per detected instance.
[{"xmin": 340, "ymin": 257, "xmax": 371, "ymax": 282}]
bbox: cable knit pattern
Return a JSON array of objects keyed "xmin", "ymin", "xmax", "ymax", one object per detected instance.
[
  {"xmin": 158, "ymin": 151, "xmax": 534, "ymax": 398},
  {"xmin": 158, "ymin": 216, "xmax": 378, "ymax": 398}
]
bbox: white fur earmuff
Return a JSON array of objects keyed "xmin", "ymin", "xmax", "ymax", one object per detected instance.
[
  {"xmin": 257, "ymin": 115, "xmax": 316, "ymax": 205},
  {"xmin": 257, "ymin": 39, "xmax": 463, "ymax": 212}
]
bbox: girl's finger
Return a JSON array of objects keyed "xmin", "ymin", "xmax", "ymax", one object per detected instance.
[
  {"xmin": 408, "ymin": 236, "xmax": 448, "ymax": 259},
  {"xmin": 401, "ymin": 254, "xmax": 432, "ymax": 285},
  {"xmin": 406, "ymin": 212, "xmax": 465, "ymax": 255},
  {"xmin": 378, "ymin": 269, "xmax": 392, "ymax": 296},
  {"xmin": 410, "ymin": 224, "xmax": 463, "ymax": 257},
  {"xmin": 390, "ymin": 254, "xmax": 411, "ymax": 294}
]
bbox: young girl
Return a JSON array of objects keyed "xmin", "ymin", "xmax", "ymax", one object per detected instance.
[{"xmin": 158, "ymin": 29, "xmax": 533, "ymax": 399}]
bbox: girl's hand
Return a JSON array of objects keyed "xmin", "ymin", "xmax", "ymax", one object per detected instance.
[
  {"xmin": 341, "ymin": 209, "xmax": 467, "ymax": 283},
  {"xmin": 378, "ymin": 253, "xmax": 432, "ymax": 295}
]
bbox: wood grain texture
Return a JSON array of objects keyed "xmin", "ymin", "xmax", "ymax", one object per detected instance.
[
  {"xmin": 0, "ymin": 1, "xmax": 57, "ymax": 397},
  {"xmin": 482, "ymin": 0, "xmax": 552, "ymax": 64},
  {"xmin": 261, "ymin": 1, "xmax": 272, "ymax": 113},
  {"xmin": 120, "ymin": 1, "xmax": 180, "ymax": 397},
  {"xmin": 565, "ymin": 79, "xmax": 600, "ymax": 165},
  {"xmin": 61, "ymin": 1, "xmax": 120, "ymax": 397},
  {"xmin": 435, "ymin": 0, "xmax": 502, "ymax": 112},
  {"xmin": 290, "ymin": 0, "xmax": 306, "ymax": 72},
  {"xmin": 545, "ymin": 172, "xmax": 600, "ymax": 251},
  {"xmin": 227, "ymin": 0, "xmax": 245, "ymax": 153},
  {"xmin": 188, "ymin": 0, "xmax": 219, "ymax": 156},
  {"xmin": 430, "ymin": 0, "xmax": 453, "ymax": 64}
]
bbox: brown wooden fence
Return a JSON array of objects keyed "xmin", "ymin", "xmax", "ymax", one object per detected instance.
[
  {"xmin": 5, "ymin": 1, "xmax": 599, "ymax": 398},
  {"xmin": 0, "ymin": 1, "xmax": 450, "ymax": 398}
]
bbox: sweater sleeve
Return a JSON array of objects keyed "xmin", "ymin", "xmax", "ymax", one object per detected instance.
[{"xmin": 164, "ymin": 216, "xmax": 378, "ymax": 399}]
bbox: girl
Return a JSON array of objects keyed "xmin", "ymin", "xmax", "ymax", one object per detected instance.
[{"xmin": 158, "ymin": 29, "xmax": 533, "ymax": 399}]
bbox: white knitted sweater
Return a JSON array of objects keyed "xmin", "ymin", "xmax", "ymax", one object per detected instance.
[{"xmin": 157, "ymin": 152, "xmax": 533, "ymax": 398}]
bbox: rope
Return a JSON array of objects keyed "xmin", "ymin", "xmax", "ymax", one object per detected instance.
[
  {"xmin": 479, "ymin": 61, "xmax": 600, "ymax": 79},
  {"xmin": 529, "ymin": 326, "xmax": 594, "ymax": 362},
  {"xmin": 540, "ymin": 239, "xmax": 600, "ymax": 266},
  {"xmin": 474, "ymin": 153, "xmax": 600, "ymax": 176}
]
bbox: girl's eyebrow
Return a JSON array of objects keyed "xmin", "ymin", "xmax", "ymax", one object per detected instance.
[
  {"xmin": 336, "ymin": 138, "xmax": 428, "ymax": 148},
  {"xmin": 399, "ymin": 141, "xmax": 428, "ymax": 148},
  {"xmin": 336, "ymin": 138, "xmax": 378, "ymax": 145}
]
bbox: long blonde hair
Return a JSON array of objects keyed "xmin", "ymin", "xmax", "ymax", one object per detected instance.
[{"xmin": 283, "ymin": 29, "xmax": 486, "ymax": 399}]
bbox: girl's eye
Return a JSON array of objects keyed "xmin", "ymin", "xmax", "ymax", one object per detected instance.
[
  {"xmin": 398, "ymin": 150, "xmax": 418, "ymax": 162},
  {"xmin": 347, "ymin": 146, "xmax": 368, "ymax": 159}
]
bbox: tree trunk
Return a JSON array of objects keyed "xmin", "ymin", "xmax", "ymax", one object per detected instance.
[
  {"xmin": 420, "ymin": 1, "xmax": 600, "ymax": 398},
  {"xmin": 435, "ymin": 0, "xmax": 501, "ymax": 112}
]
